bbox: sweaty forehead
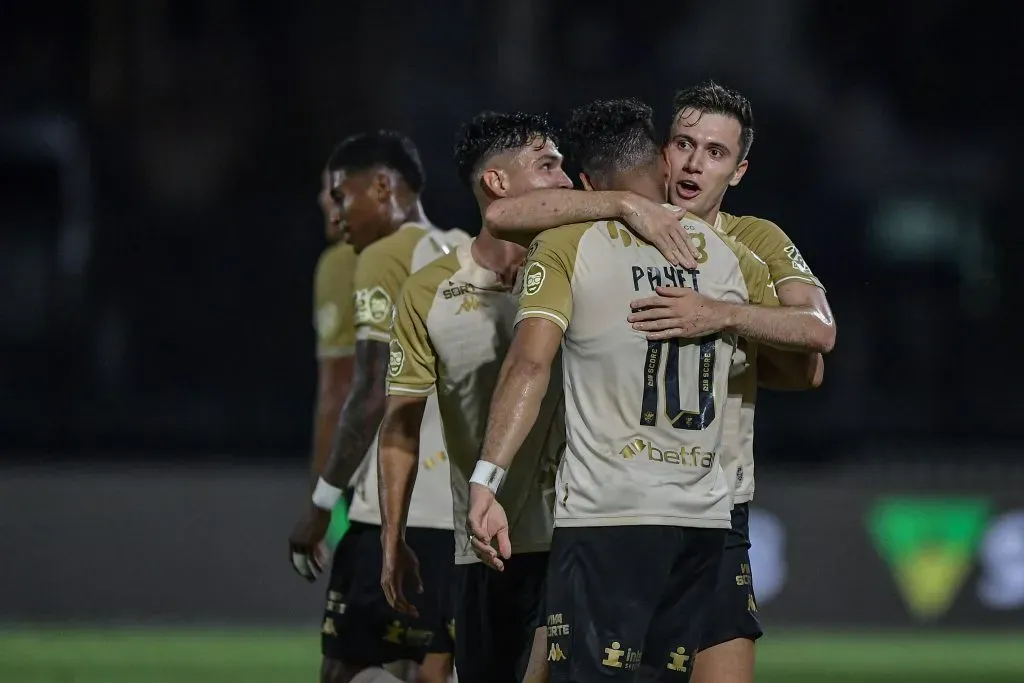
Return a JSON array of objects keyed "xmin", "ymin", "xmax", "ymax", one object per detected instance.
[
  {"xmin": 671, "ymin": 109, "xmax": 742, "ymax": 147},
  {"xmin": 517, "ymin": 136, "xmax": 561, "ymax": 162},
  {"xmin": 330, "ymin": 168, "xmax": 373, "ymax": 194}
]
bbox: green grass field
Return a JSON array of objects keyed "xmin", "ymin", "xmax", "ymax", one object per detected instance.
[{"xmin": 2, "ymin": 629, "xmax": 1023, "ymax": 682}]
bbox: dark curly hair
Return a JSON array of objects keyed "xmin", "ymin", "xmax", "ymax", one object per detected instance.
[
  {"xmin": 672, "ymin": 80, "xmax": 755, "ymax": 161},
  {"xmin": 326, "ymin": 130, "xmax": 425, "ymax": 193},
  {"xmin": 562, "ymin": 98, "xmax": 660, "ymax": 183},
  {"xmin": 454, "ymin": 111, "xmax": 559, "ymax": 188}
]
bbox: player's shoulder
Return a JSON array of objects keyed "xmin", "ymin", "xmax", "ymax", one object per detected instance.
[
  {"xmin": 533, "ymin": 221, "xmax": 597, "ymax": 253},
  {"xmin": 315, "ymin": 241, "xmax": 356, "ymax": 275},
  {"xmin": 402, "ymin": 252, "xmax": 461, "ymax": 306},
  {"xmin": 719, "ymin": 212, "xmax": 789, "ymax": 243}
]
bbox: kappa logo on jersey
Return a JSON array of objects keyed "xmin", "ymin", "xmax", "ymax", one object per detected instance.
[
  {"xmin": 548, "ymin": 642, "xmax": 566, "ymax": 662},
  {"xmin": 523, "ymin": 262, "xmax": 546, "ymax": 296},
  {"xmin": 783, "ymin": 245, "xmax": 812, "ymax": 275},
  {"xmin": 316, "ymin": 303, "xmax": 339, "ymax": 340},
  {"xmin": 388, "ymin": 339, "xmax": 405, "ymax": 377},
  {"xmin": 355, "ymin": 286, "xmax": 393, "ymax": 325}
]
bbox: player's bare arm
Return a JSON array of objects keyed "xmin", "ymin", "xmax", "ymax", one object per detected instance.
[
  {"xmin": 310, "ymin": 357, "xmax": 354, "ymax": 481},
  {"xmin": 377, "ymin": 393, "xmax": 428, "ymax": 617},
  {"xmin": 485, "ymin": 188, "xmax": 698, "ymax": 268},
  {"xmin": 628, "ymin": 280, "xmax": 835, "ymax": 353},
  {"xmin": 288, "ymin": 339, "xmax": 389, "ymax": 582},
  {"xmin": 467, "ymin": 317, "xmax": 562, "ymax": 569}
]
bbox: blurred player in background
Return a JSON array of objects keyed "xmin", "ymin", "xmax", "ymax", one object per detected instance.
[
  {"xmin": 377, "ymin": 111, "xmax": 572, "ymax": 683},
  {"xmin": 288, "ymin": 130, "xmax": 467, "ymax": 683},
  {"xmin": 467, "ymin": 98, "xmax": 779, "ymax": 683},
  {"xmin": 312, "ymin": 167, "xmax": 357, "ymax": 549},
  {"xmin": 481, "ymin": 82, "xmax": 834, "ymax": 683}
]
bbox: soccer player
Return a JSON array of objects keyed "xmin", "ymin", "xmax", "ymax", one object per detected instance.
[
  {"xmin": 466, "ymin": 98, "xmax": 779, "ymax": 683},
  {"xmin": 480, "ymin": 82, "xmax": 835, "ymax": 683},
  {"xmin": 312, "ymin": 167, "xmax": 357, "ymax": 548},
  {"xmin": 377, "ymin": 111, "xmax": 572, "ymax": 683},
  {"xmin": 288, "ymin": 130, "xmax": 467, "ymax": 683}
]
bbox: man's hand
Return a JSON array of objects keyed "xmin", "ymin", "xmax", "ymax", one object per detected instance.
[
  {"xmin": 381, "ymin": 536, "xmax": 424, "ymax": 617},
  {"xmin": 627, "ymin": 286, "xmax": 726, "ymax": 340},
  {"xmin": 288, "ymin": 503, "xmax": 331, "ymax": 582},
  {"xmin": 619, "ymin": 195, "xmax": 699, "ymax": 269},
  {"xmin": 467, "ymin": 483, "xmax": 512, "ymax": 572}
]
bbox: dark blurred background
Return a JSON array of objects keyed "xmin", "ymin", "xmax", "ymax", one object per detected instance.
[
  {"xmin": 2, "ymin": 2, "xmax": 1023, "ymax": 681},
  {"xmin": 3, "ymin": 0, "xmax": 1019, "ymax": 457}
]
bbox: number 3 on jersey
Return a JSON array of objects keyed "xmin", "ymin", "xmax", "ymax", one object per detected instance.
[{"xmin": 639, "ymin": 337, "xmax": 717, "ymax": 430}]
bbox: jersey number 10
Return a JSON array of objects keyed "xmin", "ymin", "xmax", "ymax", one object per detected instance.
[{"xmin": 639, "ymin": 337, "xmax": 718, "ymax": 430}]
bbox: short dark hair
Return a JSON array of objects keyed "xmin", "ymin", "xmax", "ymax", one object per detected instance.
[
  {"xmin": 562, "ymin": 98, "xmax": 660, "ymax": 183},
  {"xmin": 453, "ymin": 111, "xmax": 559, "ymax": 187},
  {"xmin": 326, "ymin": 130, "xmax": 425, "ymax": 193},
  {"xmin": 672, "ymin": 80, "xmax": 755, "ymax": 161}
]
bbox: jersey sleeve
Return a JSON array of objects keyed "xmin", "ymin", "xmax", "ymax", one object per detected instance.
[
  {"xmin": 352, "ymin": 242, "xmax": 410, "ymax": 343},
  {"xmin": 732, "ymin": 217, "xmax": 824, "ymax": 290},
  {"xmin": 737, "ymin": 250, "xmax": 781, "ymax": 307},
  {"xmin": 386, "ymin": 277, "xmax": 438, "ymax": 397},
  {"xmin": 314, "ymin": 246, "xmax": 357, "ymax": 358},
  {"xmin": 515, "ymin": 224, "xmax": 586, "ymax": 332}
]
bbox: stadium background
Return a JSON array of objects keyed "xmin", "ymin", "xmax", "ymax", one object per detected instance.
[{"xmin": 2, "ymin": 2, "xmax": 1022, "ymax": 681}]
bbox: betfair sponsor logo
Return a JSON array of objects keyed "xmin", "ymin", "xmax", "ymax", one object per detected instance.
[{"xmin": 618, "ymin": 438, "xmax": 716, "ymax": 468}]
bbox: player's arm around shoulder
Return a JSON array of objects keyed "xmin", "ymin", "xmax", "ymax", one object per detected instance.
[{"xmin": 485, "ymin": 189, "xmax": 698, "ymax": 267}]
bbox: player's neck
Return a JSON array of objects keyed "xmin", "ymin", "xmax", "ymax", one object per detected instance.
[
  {"xmin": 609, "ymin": 170, "xmax": 665, "ymax": 206},
  {"xmin": 398, "ymin": 200, "xmax": 430, "ymax": 228},
  {"xmin": 472, "ymin": 229, "xmax": 521, "ymax": 287}
]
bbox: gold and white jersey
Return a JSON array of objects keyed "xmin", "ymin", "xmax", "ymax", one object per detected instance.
[
  {"xmin": 346, "ymin": 223, "xmax": 470, "ymax": 530},
  {"xmin": 388, "ymin": 240, "xmax": 564, "ymax": 563},
  {"xmin": 717, "ymin": 212, "xmax": 825, "ymax": 504},
  {"xmin": 518, "ymin": 211, "xmax": 778, "ymax": 529}
]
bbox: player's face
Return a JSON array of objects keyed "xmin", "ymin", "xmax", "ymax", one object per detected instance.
[
  {"xmin": 506, "ymin": 137, "xmax": 573, "ymax": 196},
  {"xmin": 318, "ymin": 170, "xmax": 343, "ymax": 242},
  {"xmin": 664, "ymin": 109, "xmax": 749, "ymax": 222},
  {"xmin": 329, "ymin": 169, "xmax": 390, "ymax": 253}
]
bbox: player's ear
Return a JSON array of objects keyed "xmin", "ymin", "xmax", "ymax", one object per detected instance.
[
  {"xmin": 579, "ymin": 172, "xmax": 594, "ymax": 192},
  {"xmin": 480, "ymin": 168, "xmax": 508, "ymax": 198},
  {"xmin": 371, "ymin": 170, "xmax": 394, "ymax": 202},
  {"xmin": 729, "ymin": 159, "xmax": 749, "ymax": 188}
]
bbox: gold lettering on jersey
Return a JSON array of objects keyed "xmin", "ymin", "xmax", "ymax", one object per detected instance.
[
  {"xmin": 523, "ymin": 262, "xmax": 546, "ymax": 296},
  {"xmin": 388, "ymin": 339, "xmax": 405, "ymax": 377},
  {"xmin": 601, "ymin": 642, "xmax": 641, "ymax": 670},
  {"xmin": 690, "ymin": 232, "xmax": 709, "ymax": 264},
  {"xmin": 607, "ymin": 222, "xmax": 634, "ymax": 247},
  {"xmin": 666, "ymin": 646, "xmax": 691, "ymax": 672},
  {"xmin": 631, "ymin": 266, "xmax": 700, "ymax": 293},
  {"xmin": 456, "ymin": 294, "xmax": 489, "ymax": 315},
  {"xmin": 736, "ymin": 563, "xmax": 753, "ymax": 586},
  {"xmin": 618, "ymin": 439, "xmax": 716, "ymax": 468},
  {"xmin": 546, "ymin": 612, "xmax": 571, "ymax": 637}
]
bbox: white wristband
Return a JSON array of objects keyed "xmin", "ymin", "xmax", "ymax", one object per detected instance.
[
  {"xmin": 469, "ymin": 461, "xmax": 506, "ymax": 494},
  {"xmin": 311, "ymin": 477, "xmax": 342, "ymax": 511}
]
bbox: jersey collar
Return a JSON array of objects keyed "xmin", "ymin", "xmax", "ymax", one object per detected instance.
[{"xmin": 455, "ymin": 239, "xmax": 506, "ymax": 290}]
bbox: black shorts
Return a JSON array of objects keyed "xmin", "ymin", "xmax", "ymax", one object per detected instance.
[
  {"xmin": 452, "ymin": 551, "xmax": 548, "ymax": 683},
  {"xmin": 545, "ymin": 525, "xmax": 725, "ymax": 683},
  {"xmin": 700, "ymin": 504, "xmax": 764, "ymax": 649},
  {"xmin": 321, "ymin": 521, "xmax": 455, "ymax": 665}
]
